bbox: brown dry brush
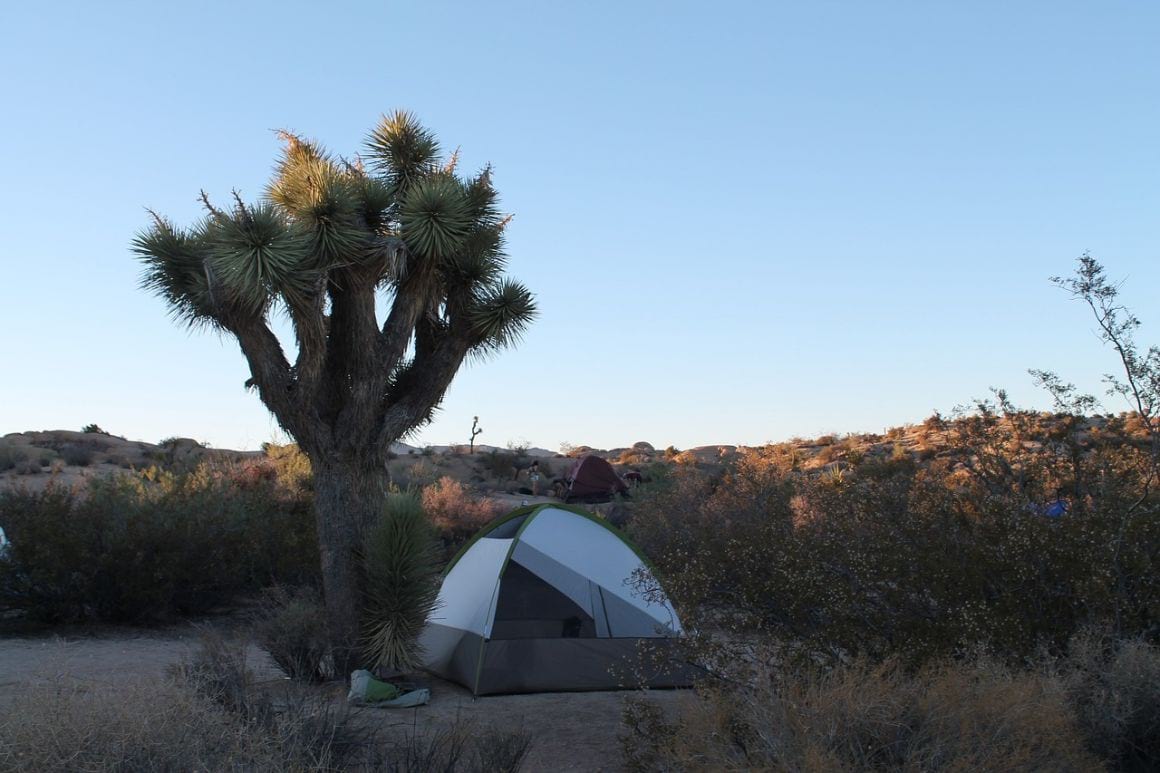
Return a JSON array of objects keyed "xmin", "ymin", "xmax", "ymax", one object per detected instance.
[
  {"xmin": 422, "ymin": 475, "xmax": 506, "ymax": 551},
  {"xmin": 629, "ymin": 409, "xmax": 1160, "ymax": 665},
  {"xmin": 622, "ymin": 631, "xmax": 1160, "ymax": 772},
  {"xmin": 253, "ymin": 585, "xmax": 332, "ymax": 682},
  {"xmin": 624, "ymin": 405, "xmax": 1159, "ymax": 772},
  {"xmin": 622, "ymin": 651, "xmax": 1106, "ymax": 772},
  {"xmin": 0, "ymin": 631, "xmax": 533, "ymax": 772}
]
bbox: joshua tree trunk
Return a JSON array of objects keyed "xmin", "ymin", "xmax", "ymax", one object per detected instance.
[{"xmin": 311, "ymin": 457, "xmax": 388, "ymax": 675}]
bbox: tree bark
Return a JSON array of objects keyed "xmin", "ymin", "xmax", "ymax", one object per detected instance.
[{"xmin": 311, "ymin": 455, "xmax": 388, "ymax": 676}]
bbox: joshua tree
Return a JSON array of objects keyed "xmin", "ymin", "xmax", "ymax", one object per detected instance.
[
  {"xmin": 469, "ymin": 415, "xmax": 483, "ymax": 454},
  {"xmin": 133, "ymin": 112, "xmax": 536, "ymax": 672}
]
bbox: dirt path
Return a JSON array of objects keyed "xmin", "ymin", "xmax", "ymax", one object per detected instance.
[{"xmin": 0, "ymin": 626, "xmax": 683, "ymax": 772}]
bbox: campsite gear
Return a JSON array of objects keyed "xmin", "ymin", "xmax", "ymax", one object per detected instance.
[
  {"xmin": 562, "ymin": 455, "xmax": 629, "ymax": 503},
  {"xmin": 418, "ymin": 503, "xmax": 691, "ymax": 695},
  {"xmin": 1028, "ymin": 498, "xmax": 1070, "ymax": 518},
  {"xmin": 348, "ymin": 670, "xmax": 431, "ymax": 707}
]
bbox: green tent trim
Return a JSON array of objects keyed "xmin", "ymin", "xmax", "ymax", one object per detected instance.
[{"xmin": 442, "ymin": 502, "xmax": 654, "ymax": 577}]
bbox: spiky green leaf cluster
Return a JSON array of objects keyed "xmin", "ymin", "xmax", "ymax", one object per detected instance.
[
  {"xmin": 135, "ymin": 111, "xmax": 536, "ymax": 349},
  {"xmin": 365, "ymin": 110, "xmax": 439, "ymax": 186},
  {"xmin": 267, "ymin": 136, "xmax": 369, "ymax": 266},
  {"xmin": 361, "ymin": 493, "xmax": 442, "ymax": 671},
  {"xmin": 204, "ymin": 201, "xmax": 313, "ymax": 315},
  {"xmin": 399, "ymin": 174, "xmax": 471, "ymax": 258},
  {"xmin": 132, "ymin": 214, "xmax": 215, "ymax": 328},
  {"xmin": 471, "ymin": 278, "xmax": 537, "ymax": 353}
]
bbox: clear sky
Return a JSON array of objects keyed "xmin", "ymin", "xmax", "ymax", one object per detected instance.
[{"xmin": 1, "ymin": 1, "xmax": 1157, "ymax": 452}]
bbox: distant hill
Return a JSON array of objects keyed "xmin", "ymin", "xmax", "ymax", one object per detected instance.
[
  {"xmin": 2, "ymin": 412, "xmax": 1152, "ymax": 495},
  {"xmin": 0, "ymin": 430, "xmax": 258, "ymax": 492}
]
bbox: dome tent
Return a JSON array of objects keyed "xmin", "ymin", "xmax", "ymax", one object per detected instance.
[
  {"xmin": 419, "ymin": 503, "xmax": 690, "ymax": 695},
  {"xmin": 562, "ymin": 454, "xmax": 629, "ymax": 503}
]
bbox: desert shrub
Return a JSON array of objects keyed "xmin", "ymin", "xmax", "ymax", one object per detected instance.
[
  {"xmin": 0, "ymin": 678, "xmax": 293, "ymax": 771},
  {"xmin": 401, "ymin": 458, "xmax": 439, "ymax": 488},
  {"xmin": 618, "ymin": 449, "xmax": 649, "ymax": 465},
  {"xmin": 81, "ymin": 423, "xmax": 106, "ymax": 434},
  {"xmin": 254, "ymin": 586, "xmax": 331, "ymax": 682},
  {"xmin": 480, "ymin": 449, "xmax": 519, "ymax": 481},
  {"xmin": 924, "ymin": 411, "xmax": 947, "ymax": 428},
  {"xmin": 0, "ymin": 445, "xmax": 27, "ymax": 471},
  {"xmin": 1061, "ymin": 631, "xmax": 1160, "ymax": 771},
  {"xmin": 175, "ymin": 629, "xmax": 257, "ymax": 714},
  {"xmin": 622, "ymin": 654, "xmax": 1099, "ymax": 771},
  {"xmin": 105, "ymin": 453, "xmax": 133, "ymax": 468},
  {"xmin": 179, "ymin": 631, "xmax": 532, "ymax": 770},
  {"xmin": 173, "ymin": 631, "xmax": 369, "ymax": 768},
  {"xmin": 0, "ymin": 465, "xmax": 317, "ymax": 623},
  {"xmin": 0, "ymin": 631, "xmax": 354, "ymax": 771},
  {"xmin": 468, "ymin": 729, "xmax": 534, "ymax": 773},
  {"xmin": 422, "ymin": 476, "xmax": 505, "ymax": 549},
  {"xmin": 630, "ymin": 411, "xmax": 1160, "ymax": 664},
  {"xmin": 380, "ymin": 722, "xmax": 532, "ymax": 772},
  {"xmin": 263, "ymin": 441, "xmax": 313, "ymax": 492},
  {"xmin": 0, "ymin": 629, "xmax": 530, "ymax": 771},
  {"xmin": 14, "ymin": 460, "xmax": 40, "ymax": 475},
  {"xmin": 814, "ymin": 444, "xmax": 837, "ymax": 464},
  {"xmin": 59, "ymin": 443, "xmax": 94, "ymax": 466},
  {"xmin": 362, "ymin": 492, "xmax": 442, "ymax": 672}
]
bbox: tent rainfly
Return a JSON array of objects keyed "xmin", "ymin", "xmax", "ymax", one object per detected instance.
[
  {"xmin": 563, "ymin": 454, "xmax": 629, "ymax": 503},
  {"xmin": 419, "ymin": 503, "xmax": 690, "ymax": 695}
]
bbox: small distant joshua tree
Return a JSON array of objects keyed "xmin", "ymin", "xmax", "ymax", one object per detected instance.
[{"xmin": 470, "ymin": 415, "xmax": 484, "ymax": 454}]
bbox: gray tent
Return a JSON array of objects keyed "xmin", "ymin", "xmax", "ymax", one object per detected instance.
[{"xmin": 419, "ymin": 503, "xmax": 691, "ymax": 695}]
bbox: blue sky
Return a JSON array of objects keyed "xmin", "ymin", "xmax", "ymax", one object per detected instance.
[{"xmin": 0, "ymin": 1, "xmax": 1157, "ymax": 451}]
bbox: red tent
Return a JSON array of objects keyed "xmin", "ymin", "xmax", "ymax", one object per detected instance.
[{"xmin": 563, "ymin": 455, "xmax": 629, "ymax": 503}]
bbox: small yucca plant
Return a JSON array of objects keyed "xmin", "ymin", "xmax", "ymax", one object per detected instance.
[{"xmin": 361, "ymin": 492, "xmax": 441, "ymax": 673}]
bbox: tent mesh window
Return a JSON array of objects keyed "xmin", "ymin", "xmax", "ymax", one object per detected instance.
[
  {"xmin": 490, "ymin": 560, "xmax": 596, "ymax": 639},
  {"xmin": 483, "ymin": 515, "xmax": 528, "ymax": 539}
]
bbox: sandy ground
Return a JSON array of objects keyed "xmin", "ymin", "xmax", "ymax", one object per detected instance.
[{"xmin": 0, "ymin": 624, "xmax": 685, "ymax": 772}]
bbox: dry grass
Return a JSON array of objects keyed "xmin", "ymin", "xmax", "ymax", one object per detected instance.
[
  {"xmin": 623, "ymin": 656, "xmax": 1102, "ymax": 772},
  {"xmin": 623, "ymin": 632, "xmax": 1160, "ymax": 771},
  {"xmin": 1062, "ymin": 631, "xmax": 1160, "ymax": 771},
  {"xmin": 0, "ymin": 631, "xmax": 533, "ymax": 772},
  {"xmin": 253, "ymin": 585, "xmax": 331, "ymax": 682},
  {"xmin": 0, "ymin": 678, "xmax": 297, "ymax": 771}
]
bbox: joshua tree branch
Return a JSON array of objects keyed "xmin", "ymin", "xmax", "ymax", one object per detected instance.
[
  {"xmin": 225, "ymin": 314, "xmax": 325, "ymax": 449},
  {"xmin": 327, "ymin": 268, "xmax": 385, "ymax": 452},
  {"xmin": 287, "ymin": 276, "xmax": 330, "ymax": 414},
  {"xmin": 376, "ymin": 322, "xmax": 472, "ymax": 449},
  {"xmin": 380, "ymin": 260, "xmax": 437, "ymax": 373}
]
